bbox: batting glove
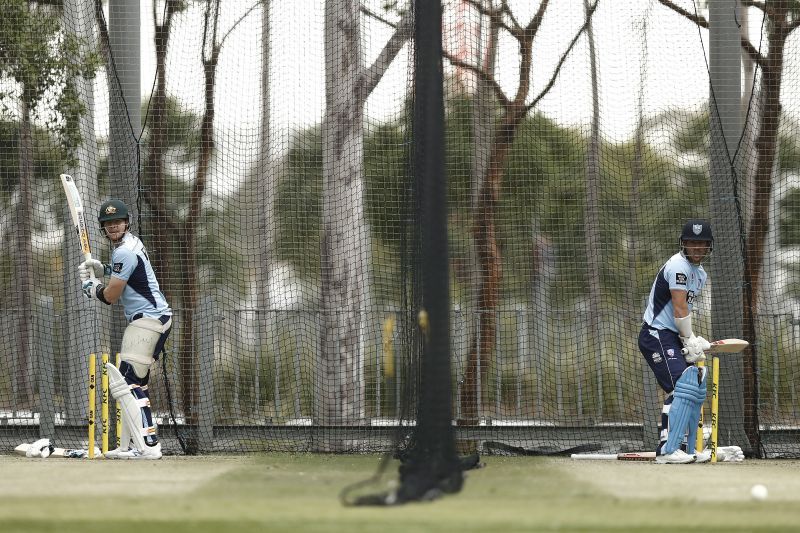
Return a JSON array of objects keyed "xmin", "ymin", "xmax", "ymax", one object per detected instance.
[
  {"xmin": 82, "ymin": 278, "xmax": 104, "ymax": 300},
  {"xmin": 695, "ymin": 336, "xmax": 712, "ymax": 352},
  {"xmin": 78, "ymin": 258, "xmax": 104, "ymax": 282},
  {"xmin": 717, "ymin": 446, "xmax": 745, "ymax": 462},
  {"xmin": 25, "ymin": 438, "xmax": 54, "ymax": 458},
  {"xmin": 681, "ymin": 335, "xmax": 707, "ymax": 363}
]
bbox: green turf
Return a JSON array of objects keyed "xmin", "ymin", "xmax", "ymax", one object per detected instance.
[{"xmin": 1, "ymin": 454, "xmax": 799, "ymax": 532}]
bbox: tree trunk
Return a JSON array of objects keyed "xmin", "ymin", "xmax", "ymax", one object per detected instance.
[
  {"xmin": 256, "ymin": 2, "xmax": 276, "ymax": 421},
  {"xmin": 64, "ymin": 0, "xmax": 103, "ymax": 423},
  {"xmin": 467, "ymin": 8, "xmax": 498, "ymax": 419},
  {"xmin": 583, "ymin": 0, "xmax": 603, "ymax": 418},
  {"xmin": 256, "ymin": 0, "xmax": 275, "ymax": 319},
  {"xmin": 742, "ymin": 21, "xmax": 788, "ymax": 454},
  {"xmin": 460, "ymin": 109, "xmax": 524, "ymax": 423},
  {"xmin": 178, "ymin": 21, "xmax": 220, "ymax": 449},
  {"xmin": 139, "ymin": 3, "xmax": 188, "ymax": 439},
  {"xmin": 143, "ymin": 8, "xmax": 176, "ymax": 301},
  {"xmin": 315, "ymin": 2, "xmax": 409, "ymax": 429},
  {"xmin": 14, "ymin": 99, "xmax": 34, "ymax": 408},
  {"xmin": 450, "ymin": 0, "xmax": 601, "ymax": 424},
  {"xmin": 319, "ymin": 0, "xmax": 371, "ymax": 426}
]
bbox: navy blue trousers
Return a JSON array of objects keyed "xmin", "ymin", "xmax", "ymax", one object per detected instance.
[{"xmin": 638, "ymin": 325, "xmax": 688, "ymax": 393}]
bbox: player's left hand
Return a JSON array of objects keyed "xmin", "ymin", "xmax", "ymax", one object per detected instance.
[
  {"xmin": 694, "ymin": 336, "xmax": 712, "ymax": 352},
  {"xmin": 82, "ymin": 278, "xmax": 104, "ymax": 300}
]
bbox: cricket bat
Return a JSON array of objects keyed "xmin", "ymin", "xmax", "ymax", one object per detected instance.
[
  {"xmin": 682, "ymin": 338, "xmax": 749, "ymax": 357},
  {"xmin": 706, "ymin": 338, "xmax": 749, "ymax": 353},
  {"xmin": 570, "ymin": 451, "xmax": 655, "ymax": 461},
  {"xmin": 14, "ymin": 443, "xmax": 101, "ymax": 459}
]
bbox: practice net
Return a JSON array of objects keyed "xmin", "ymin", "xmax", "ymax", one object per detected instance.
[{"xmin": 1, "ymin": 0, "xmax": 799, "ymax": 458}]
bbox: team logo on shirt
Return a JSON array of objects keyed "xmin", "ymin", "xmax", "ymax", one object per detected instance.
[
  {"xmin": 113, "ymin": 262, "xmax": 123, "ymax": 273},
  {"xmin": 666, "ymin": 349, "xmax": 675, "ymax": 358},
  {"xmin": 676, "ymin": 273, "xmax": 687, "ymax": 285},
  {"xmin": 651, "ymin": 352, "xmax": 663, "ymax": 364}
]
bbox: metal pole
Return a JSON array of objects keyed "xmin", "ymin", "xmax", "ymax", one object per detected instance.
[
  {"xmin": 109, "ymin": 0, "xmax": 141, "ymax": 215},
  {"xmin": 708, "ymin": 0, "xmax": 748, "ymax": 450}
]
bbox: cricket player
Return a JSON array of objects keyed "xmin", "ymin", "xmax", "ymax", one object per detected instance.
[
  {"xmin": 79, "ymin": 200, "xmax": 172, "ymax": 460},
  {"xmin": 639, "ymin": 219, "xmax": 713, "ymax": 464}
]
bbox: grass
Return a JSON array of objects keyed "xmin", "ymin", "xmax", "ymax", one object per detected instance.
[{"xmin": 1, "ymin": 454, "xmax": 799, "ymax": 532}]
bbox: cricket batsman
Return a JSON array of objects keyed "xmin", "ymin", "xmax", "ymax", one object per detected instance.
[
  {"xmin": 79, "ymin": 200, "xmax": 172, "ymax": 459},
  {"xmin": 639, "ymin": 219, "xmax": 713, "ymax": 464}
]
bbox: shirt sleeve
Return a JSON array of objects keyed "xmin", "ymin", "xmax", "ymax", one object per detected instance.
[
  {"xmin": 110, "ymin": 247, "xmax": 137, "ymax": 281},
  {"xmin": 664, "ymin": 259, "xmax": 690, "ymax": 292}
]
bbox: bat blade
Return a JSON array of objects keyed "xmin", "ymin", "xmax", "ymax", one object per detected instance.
[
  {"xmin": 50, "ymin": 447, "xmax": 102, "ymax": 459},
  {"xmin": 616, "ymin": 452, "xmax": 655, "ymax": 461},
  {"xmin": 60, "ymin": 174, "xmax": 95, "ymax": 274},
  {"xmin": 707, "ymin": 338, "xmax": 749, "ymax": 354},
  {"xmin": 570, "ymin": 451, "xmax": 655, "ymax": 461}
]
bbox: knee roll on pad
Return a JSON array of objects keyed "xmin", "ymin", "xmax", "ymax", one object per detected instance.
[
  {"xmin": 663, "ymin": 366, "xmax": 706, "ymax": 455},
  {"xmin": 120, "ymin": 317, "xmax": 167, "ymax": 379},
  {"xmin": 673, "ymin": 366, "xmax": 706, "ymax": 401},
  {"xmin": 119, "ymin": 358, "xmax": 151, "ymax": 382},
  {"xmin": 119, "ymin": 360, "xmax": 150, "ymax": 387}
]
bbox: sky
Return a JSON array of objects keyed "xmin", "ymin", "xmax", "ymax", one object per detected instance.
[
  {"xmin": 85, "ymin": 0, "xmax": 800, "ymax": 194},
  {"xmin": 130, "ymin": 1, "xmax": 800, "ymax": 133}
]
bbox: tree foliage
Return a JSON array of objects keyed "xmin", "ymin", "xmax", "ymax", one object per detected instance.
[
  {"xmin": 0, "ymin": 0, "xmax": 100, "ymax": 158},
  {"xmin": 136, "ymin": 97, "xmax": 244, "ymax": 295},
  {"xmin": 275, "ymin": 97, "xmax": 728, "ymax": 309}
]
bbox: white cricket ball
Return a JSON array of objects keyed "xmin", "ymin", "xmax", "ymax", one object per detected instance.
[{"xmin": 750, "ymin": 484, "xmax": 768, "ymax": 501}]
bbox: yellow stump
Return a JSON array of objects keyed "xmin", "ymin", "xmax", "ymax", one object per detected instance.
[
  {"xmin": 88, "ymin": 353, "xmax": 96, "ymax": 459},
  {"xmin": 695, "ymin": 359, "xmax": 706, "ymax": 452},
  {"xmin": 711, "ymin": 356, "xmax": 720, "ymax": 463},
  {"xmin": 115, "ymin": 353, "xmax": 122, "ymax": 448},
  {"xmin": 101, "ymin": 353, "xmax": 109, "ymax": 454},
  {"xmin": 382, "ymin": 314, "xmax": 396, "ymax": 378}
]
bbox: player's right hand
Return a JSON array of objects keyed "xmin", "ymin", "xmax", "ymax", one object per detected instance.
[
  {"xmin": 82, "ymin": 277, "xmax": 103, "ymax": 300},
  {"xmin": 78, "ymin": 258, "xmax": 104, "ymax": 282}
]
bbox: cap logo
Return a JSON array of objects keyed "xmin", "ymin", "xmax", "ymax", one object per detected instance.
[
  {"xmin": 105, "ymin": 205, "xmax": 117, "ymax": 215},
  {"xmin": 693, "ymin": 224, "xmax": 702, "ymax": 235}
]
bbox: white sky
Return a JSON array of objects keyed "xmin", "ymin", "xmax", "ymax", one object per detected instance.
[
  {"xmin": 130, "ymin": 1, "xmax": 796, "ymax": 134},
  {"xmin": 87, "ymin": 0, "xmax": 800, "ymax": 193}
]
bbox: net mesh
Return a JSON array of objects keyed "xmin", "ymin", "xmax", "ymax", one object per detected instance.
[{"xmin": 1, "ymin": 0, "xmax": 799, "ymax": 458}]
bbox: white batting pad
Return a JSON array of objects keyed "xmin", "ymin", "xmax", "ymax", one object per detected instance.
[{"xmin": 106, "ymin": 362, "xmax": 148, "ymax": 453}]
